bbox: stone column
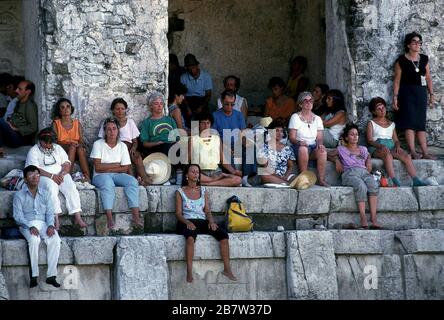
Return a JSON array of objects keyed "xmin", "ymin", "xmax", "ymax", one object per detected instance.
[{"xmin": 39, "ymin": 0, "xmax": 169, "ymax": 144}]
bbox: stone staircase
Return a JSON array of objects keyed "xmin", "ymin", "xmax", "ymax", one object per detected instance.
[{"xmin": 0, "ymin": 146, "xmax": 444, "ymax": 237}]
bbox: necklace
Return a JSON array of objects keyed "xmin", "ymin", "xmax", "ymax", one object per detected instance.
[
  {"xmin": 299, "ymin": 113, "xmax": 314, "ymax": 128},
  {"xmin": 408, "ymin": 54, "xmax": 420, "ymax": 73}
]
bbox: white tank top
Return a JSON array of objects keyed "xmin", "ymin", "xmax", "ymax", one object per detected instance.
[{"xmin": 370, "ymin": 120, "xmax": 395, "ymax": 140}]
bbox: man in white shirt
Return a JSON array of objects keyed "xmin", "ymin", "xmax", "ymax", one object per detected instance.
[
  {"xmin": 13, "ymin": 165, "xmax": 61, "ymax": 288},
  {"xmin": 25, "ymin": 128, "xmax": 87, "ymax": 230}
]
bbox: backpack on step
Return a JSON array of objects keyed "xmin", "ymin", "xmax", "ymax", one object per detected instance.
[{"xmin": 225, "ymin": 195, "xmax": 254, "ymax": 232}]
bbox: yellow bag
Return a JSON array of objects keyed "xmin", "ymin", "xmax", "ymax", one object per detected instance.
[{"xmin": 226, "ymin": 196, "xmax": 254, "ymax": 232}]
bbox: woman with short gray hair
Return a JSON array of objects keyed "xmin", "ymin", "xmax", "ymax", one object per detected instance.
[{"xmin": 139, "ymin": 92, "xmax": 178, "ymax": 157}]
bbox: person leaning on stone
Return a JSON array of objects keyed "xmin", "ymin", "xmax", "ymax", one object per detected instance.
[
  {"xmin": 0, "ymin": 80, "xmax": 38, "ymax": 158},
  {"xmin": 13, "ymin": 165, "xmax": 62, "ymax": 288},
  {"xmin": 25, "ymin": 127, "xmax": 88, "ymax": 230}
]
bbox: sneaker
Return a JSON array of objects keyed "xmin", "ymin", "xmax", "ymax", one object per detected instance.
[
  {"xmin": 75, "ymin": 181, "xmax": 85, "ymax": 190},
  {"xmin": 242, "ymin": 176, "xmax": 252, "ymax": 187}
]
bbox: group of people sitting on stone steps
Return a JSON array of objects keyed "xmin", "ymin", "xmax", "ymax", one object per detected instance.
[{"xmin": 0, "ymin": 31, "xmax": 438, "ymax": 285}]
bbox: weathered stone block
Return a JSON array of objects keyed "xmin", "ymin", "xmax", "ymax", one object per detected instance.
[
  {"xmin": 296, "ymin": 187, "xmax": 330, "ymax": 214},
  {"xmin": 336, "ymin": 255, "xmax": 403, "ymax": 300},
  {"xmin": 295, "ymin": 215, "xmax": 328, "ymax": 230},
  {"xmin": 71, "ymin": 237, "xmax": 117, "ymax": 265},
  {"xmin": 328, "ymin": 212, "xmax": 419, "ymax": 231},
  {"xmin": 404, "ymin": 254, "xmax": 444, "ymax": 300},
  {"xmin": 59, "ymin": 190, "xmax": 96, "ymax": 216},
  {"xmin": 97, "ymin": 186, "xmax": 148, "ymax": 213},
  {"xmin": 286, "ymin": 231, "xmax": 338, "ymax": 299},
  {"xmin": 330, "ymin": 187, "xmax": 358, "ymax": 212},
  {"xmin": 1, "ymin": 239, "xmax": 73, "ymax": 266},
  {"xmin": 2, "ymin": 265, "xmax": 111, "ymax": 300},
  {"xmin": 168, "ymin": 259, "xmax": 287, "ymax": 300},
  {"xmin": 95, "ymin": 213, "xmax": 144, "ymax": 236},
  {"xmin": 395, "ymin": 229, "xmax": 444, "ymax": 253},
  {"xmin": 146, "ymin": 186, "xmax": 298, "ymax": 214},
  {"xmin": 0, "ymin": 191, "xmax": 16, "ymax": 219},
  {"xmin": 330, "ymin": 187, "xmax": 419, "ymax": 212},
  {"xmin": 0, "ymin": 272, "xmax": 9, "ymax": 300},
  {"xmin": 331, "ymin": 230, "xmax": 395, "ymax": 254},
  {"xmin": 414, "ymin": 186, "xmax": 444, "ymax": 210},
  {"xmin": 163, "ymin": 232, "xmax": 286, "ymax": 261},
  {"xmin": 377, "ymin": 188, "xmax": 419, "ymax": 212},
  {"xmin": 114, "ymin": 236, "xmax": 168, "ymax": 300}
]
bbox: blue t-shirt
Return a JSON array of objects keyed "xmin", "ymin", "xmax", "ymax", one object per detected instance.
[
  {"xmin": 180, "ymin": 69, "xmax": 213, "ymax": 97},
  {"xmin": 212, "ymin": 109, "xmax": 246, "ymax": 146}
]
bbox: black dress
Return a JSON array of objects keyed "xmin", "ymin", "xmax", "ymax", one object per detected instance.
[{"xmin": 394, "ymin": 54, "xmax": 428, "ymax": 131}]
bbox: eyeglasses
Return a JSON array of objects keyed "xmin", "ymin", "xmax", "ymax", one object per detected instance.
[
  {"xmin": 223, "ymin": 102, "xmax": 235, "ymax": 106},
  {"xmin": 411, "ymin": 40, "xmax": 422, "ymax": 45},
  {"xmin": 43, "ymin": 153, "xmax": 57, "ymax": 166},
  {"xmin": 302, "ymin": 99, "xmax": 313, "ymax": 104},
  {"xmin": 27, "ymin": 172, "xmax": 40, "ymax": 178}
]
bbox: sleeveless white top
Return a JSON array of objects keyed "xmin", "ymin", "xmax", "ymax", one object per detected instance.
[
  {"xmin": 324, "ymin": 111, "xmax": 346, "ymax": 141},
  {"xmin": 370, "ymin": 120, "xmax": 395, "ymax": 140}
]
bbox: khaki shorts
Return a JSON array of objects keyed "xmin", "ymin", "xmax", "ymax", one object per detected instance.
[{"xmin": 201, "ymin": 167, "xmax": 223, "ymax": 177}]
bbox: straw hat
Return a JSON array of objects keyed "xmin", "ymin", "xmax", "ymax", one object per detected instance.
[
  {"xmin": 289, "ymin": 170, "xmax": 317, "ymax": 190},
  {"xmin": 259, "ymin": 116, "xmax": 273, "ymax": 128},
  {"xmin": 143, "ymin": 153, "xmax": 172, "ymax": 185}
]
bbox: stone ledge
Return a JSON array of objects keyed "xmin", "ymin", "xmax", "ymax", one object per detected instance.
[
  {"xmin": 146, "ymin": 186, "xmax": 298, "ymax": 214},
  {"xmin": 296, "ymin": 186, "xmax": 330, "ymax": 214},
  {"xmin": 330, "ymin": 187, "xmax": 419, "ymax": 212},
  {"xmin": 414, "ymin": 186, "xmax": 444, "ymax": 210},
  {"xmin": 162, "ymin": 232, "xmax": 286, "ymax": 261},
  {"xmin": 331, "ymin": 230, "xmax": 395, "ymax": 254},
  {"xmin": 1, "ymin": 237, "xmax": 117, "ymax": 266},
  {"xmin": 395, "ymin": 229, "xmax": 444, "ymax": 253}
]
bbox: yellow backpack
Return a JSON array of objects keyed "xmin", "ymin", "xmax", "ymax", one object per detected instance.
[{"xmin": 225, "ymin": 196, "xmax": 254, "ymax": 232}]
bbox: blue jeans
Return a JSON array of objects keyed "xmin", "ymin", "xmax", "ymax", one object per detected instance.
[
  {"xmin": 0, "ymin": 118, "xmax": 27, "ymax": 148},
  {"xmin": 92, "ymin": 173, "xmax": 139, "ymax": 210}
]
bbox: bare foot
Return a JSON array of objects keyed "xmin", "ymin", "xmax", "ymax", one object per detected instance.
[
  {"xmin": 106, "ymin": 219, "xmax": 115, "ymax": 229},
  {"xmin": 318, "ymin": 180, "xmax": 330, "ymax": 187},
  {"xmin": 411, "ymin": 152, "xmax": 422, "ymax": 160},
  {"xmin": 74, "ymin": 214, "xmax": 88, "ymax": 228},
  {"xmin": 186, "ymin": 273, "xmax": 193, "ymax": 283},
  {"xmin": 422, "ymin": 154, "xmax": 437, "ymax": 160},
  {"xmin": 222, "ymin": 270, "xmax": 237, "ymax": 281}
]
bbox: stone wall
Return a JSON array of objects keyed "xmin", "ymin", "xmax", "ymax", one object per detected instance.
[
  {"xmin": 0, "ymin": 0, "xmax": 24, "ymax": 75},
  {"xmin": 329, "ymin": 0, "xmax": 444, "ymax": 145},
  {"xmin": 39, "ymin": 0, "xmax": 169, "ymax": 144},
  {"xmin": 1, "ymin": 230, "xmax": 444, "ymax": 300},
  {"xmin": 168, "ymin": 0, "xmax": 326, "ymax": 108}
]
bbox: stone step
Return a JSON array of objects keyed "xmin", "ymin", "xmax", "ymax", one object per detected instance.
[
  {"xmin": 0, "ymin": 185, "xmax": 443, "ymax": 236},
  {"xmin": 1, "ymin": 229, "xmax": 444, "ymax": 300},
  {"xmin": 1, "ymin": 146, "xmax": 444, "ymax": 186}
]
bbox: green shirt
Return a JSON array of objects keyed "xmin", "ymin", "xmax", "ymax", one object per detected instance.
[
  {"xmin": 10, "ymin": 99, "xmax": 38, "ymax": 137},
  {"xmin": 140, "ymin": 116, "xmax": 177, "ymax": 143}
]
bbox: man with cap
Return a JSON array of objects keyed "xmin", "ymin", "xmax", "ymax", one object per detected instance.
[{"xmin": 180, "ymin": 53, "xmax": 213, "ymax": 124}]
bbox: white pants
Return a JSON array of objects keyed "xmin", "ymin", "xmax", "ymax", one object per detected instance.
[
  {"xmin": 39, "ymin": 175, "xmax": 82, "ymax": 214},
  {"xmin": 20, "ymin": 220, "xmax": 61, "ymax": 277}
]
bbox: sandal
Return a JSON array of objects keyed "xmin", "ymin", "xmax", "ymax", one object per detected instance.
[
  {"xmin": 358, "ymin": 225, "xmax": 369, "ymax": 230},
  {"xmin": 369, "ymin": 224, "xmax": 383, "ymax": 230}
]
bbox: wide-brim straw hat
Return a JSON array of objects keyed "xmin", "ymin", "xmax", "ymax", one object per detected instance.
[
  {"xmin": 289, "ymin": 170, "xmax": 317, "ymax": 190},
  {"xmin": 143, "ymin": 153, "xmax": 172, "ymax": 185},
  {"xmin": 259, "ymin": 116, "xmax": 273, "ymax": 128}
]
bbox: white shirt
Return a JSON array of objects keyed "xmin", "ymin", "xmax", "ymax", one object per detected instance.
[
  {"xmin": 289, "ymin": 113, "xmax": 324, "ymax": 145},
  {"xmin": 25, "ymin": 144, "xmax": 70, "ymax": 175},
  {"xmin": 98, "ymin": 118, "xmax": 140, "ymax": 143},
  {"xmin": 370, "ymin": 120, "xmax": 395, "ymax": 140},
  {"xmin": 217, "ymin": 94, "xmax": 246, "ymax": 113},
  {"xmin": 90, "ymin": 139, "xmax": 131, "ymax": 176}
]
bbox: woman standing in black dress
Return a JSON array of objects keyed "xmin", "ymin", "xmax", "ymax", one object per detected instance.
[{"xmin": 393, "ymin": 32, "xmax": 436, "ymax": 160}]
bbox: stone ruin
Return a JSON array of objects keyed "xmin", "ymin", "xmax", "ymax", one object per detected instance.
[{"xmin": 0, "ymin": 0, "xmax": 442, "ymax": 145}]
